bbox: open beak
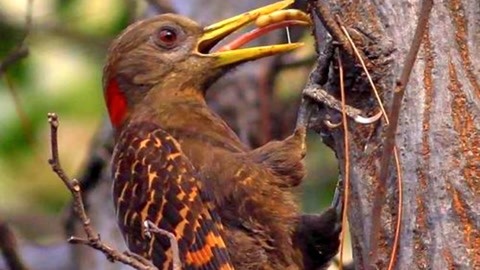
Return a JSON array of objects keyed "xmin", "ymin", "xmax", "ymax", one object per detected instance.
[{"xmin": 196, "ymin": 0, "xmax": 311, "ymax": 67}]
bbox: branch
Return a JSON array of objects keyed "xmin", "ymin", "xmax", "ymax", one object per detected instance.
[
  {"xmin": 144, "ymin": 221, "xmax": 181, "ymax": 270},
  {"xmin": 0, "ymin": 0, "xmax": 32, "ymax": 75},
  {"xmin": 0, "ymin": 46, "xmax": 29, "ymax": 75},
  {"xmin": 303, "ymin": 85, "xmax": 382, "ymax": 125},
  {"xmin": 63, "ymin": 119, "xmax": 113, "ymax": 236},
  {"xmin": 0, "ymin": 220, "xmax": 29, "ymax": 270},
  {"xmin": 46, "ymin": 113, "xmax": 157, "ymax": 270}
]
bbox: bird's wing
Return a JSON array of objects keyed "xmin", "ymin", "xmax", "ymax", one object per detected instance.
[
  {"xmin": 112, "ymin": 121, "xmax": 233, "ymax": 270},
  {"xmin": 246, "ymin": 127, "xmax": 306, "ymax": 188}
]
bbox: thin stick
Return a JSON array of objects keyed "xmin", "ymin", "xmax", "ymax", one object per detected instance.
[
  {"xmin": 337, "ymin": 52, "xmax": 350, "ymax": 270},
  {"xmin": 4, "ymin": 75, "xmax": 34, "ymax": 147},
  {"xmin": 144, "ymin": 221, "xmax": 181, "ymax": 270},
  {"xmin": 0, "ymin": 220, "xmax": 29, "ymax": 270},
  {"xmin": 47, "ymin": 113, "xmax": 157, "ymax": 270},
  {"xmin": 286, "ymin": 27, "xmax": 292, "ymax": 44},
  {"xmin": 370, "ymin": 0, "xmax": 433, "ymax": 262},
  {"xmin": 335, "ymin": 16, "xmax": 389, "ymax": 125},
  {"xmin": 387, "ymin": 147, "xmax": 403, "ymax": 270},
  {"xmin": 0, "ymin": 47, "xmax": 29, "ymax": 75},
  {"xmin": 0, "ymin": 0, "xmax": 32, "ymax": 75},
  {"xmin": 1, "ymin": 0, "xmax": 35, "ymax": 155},
  {"xmin": 303, "ymin": 85, "xmax": 382, "ymax": 124}
]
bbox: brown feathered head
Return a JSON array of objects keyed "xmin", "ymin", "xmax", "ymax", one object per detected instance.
[{"xmin": 103, "ymin": 0, "xmax": 310, "ymax": 129}]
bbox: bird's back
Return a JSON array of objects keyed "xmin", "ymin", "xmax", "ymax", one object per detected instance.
[
  {"xmin": 149, "ymin": 100, "xmax": 306, "ymax": 269},
  {"xmin": 112, "ymin": 120, "xmax": 234, "ymax": 269}
]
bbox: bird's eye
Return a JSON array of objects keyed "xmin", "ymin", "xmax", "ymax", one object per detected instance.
[{"xmin": 154, "ymin": 27, "xmax": 179, "ymax": 49}]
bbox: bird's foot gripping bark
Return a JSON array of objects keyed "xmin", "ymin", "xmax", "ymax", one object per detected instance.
[{"xmin": 295, "ymin": 209, "xmax": 342, "ymax": 270}]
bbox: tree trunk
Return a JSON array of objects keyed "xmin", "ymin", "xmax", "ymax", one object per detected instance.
[{"xmin": 310, "ymin": 0, "xmax": 479, "ymax": 269}]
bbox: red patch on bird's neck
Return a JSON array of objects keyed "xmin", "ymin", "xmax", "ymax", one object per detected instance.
[{"xmin": 105, "ymin": 78, "xmax": 127, "ymax": 128}]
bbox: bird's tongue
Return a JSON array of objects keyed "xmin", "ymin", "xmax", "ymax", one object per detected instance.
[{"xmin": 216, "ymin": 20, "xmax": 303, "ymax": 52}]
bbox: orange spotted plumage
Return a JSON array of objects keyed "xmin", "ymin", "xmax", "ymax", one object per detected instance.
[{"xmin": 113, "ymin": 123, "xmax": 232, "ymax": 269}]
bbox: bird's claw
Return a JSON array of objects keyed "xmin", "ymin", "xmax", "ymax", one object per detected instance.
[
  {"xmin": 353, "ymin": 110, "xmax": 383, "ymax": 125},
  {"xmin": 303, "ymin": 85, "xmax": 383, "ymax": 127},
  {"xmin": 323, "ymin": 110, "xmax": 382, "ymax": 129},
  {"xmin": 324, "ymin": 119, "xmax": 342, "ymax": 128}
]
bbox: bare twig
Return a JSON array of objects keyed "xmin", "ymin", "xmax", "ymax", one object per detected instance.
[
  {"xmin": 144, "ymin": 221, "xmax": 181, "ymax": 270},
  {"xmin": 46, "ymin": 113, "xmax": 157, "ymax": 270},
  {"xmin": 0, "ymin": 220, "xmax": 29, "ymax": 270},
  {"xmin": 125, "ymin": 251, "xmax": 155, "ymax": 266},
  {"xmin": 0, "ymin": 47, "xmax": 29, "ymax": 75},
  {"xmin": 0, "ymin": 0, "xmax": 32, "ymax": 75},
  {"xmin": 303, "ymin": 85, "xmax": 382, "ymax": 125},
  {"xmin": 63, "ymin": 119, "xmax": 113, "ymax": 236},
  {"xmin": 337, "ymin": 51, "xmax": 350, "ymax": 270},
  {"xmin": 3, "ymin": 75, "xmax": 34, "ymax": 147},
  {"xmin": 24, "ymin": 0, "xmax": 33, "ymax": 37},
  {"xmin": 387, "ymin": 147, "xmax": 403, "ymax": 270},
  {"xmin": 370, "ymin": 0, "xmax": 433, "ymax": 263},
  {"xmin": 1, "ymin": 0, "xmax": 34, "ymax": 153}
]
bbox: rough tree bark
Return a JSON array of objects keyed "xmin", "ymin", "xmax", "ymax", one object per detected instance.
[{"xmin": 309, "ymin": 0, "xmax": 479, "ymax": 269}]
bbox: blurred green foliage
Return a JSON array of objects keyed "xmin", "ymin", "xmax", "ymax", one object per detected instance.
[{"xmin": 0, "ymin": 0, "xmax": 131, "ymax": 216}]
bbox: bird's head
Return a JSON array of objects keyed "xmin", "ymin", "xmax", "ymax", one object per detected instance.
[{"xmin": 103, "ymin": 0, "xmax": 311, "ymax": 129}]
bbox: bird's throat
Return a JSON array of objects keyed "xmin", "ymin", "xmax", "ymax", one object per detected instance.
[{"xmin": 105, "ymin": 78, "xmax": 127, "ymax": 128}]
